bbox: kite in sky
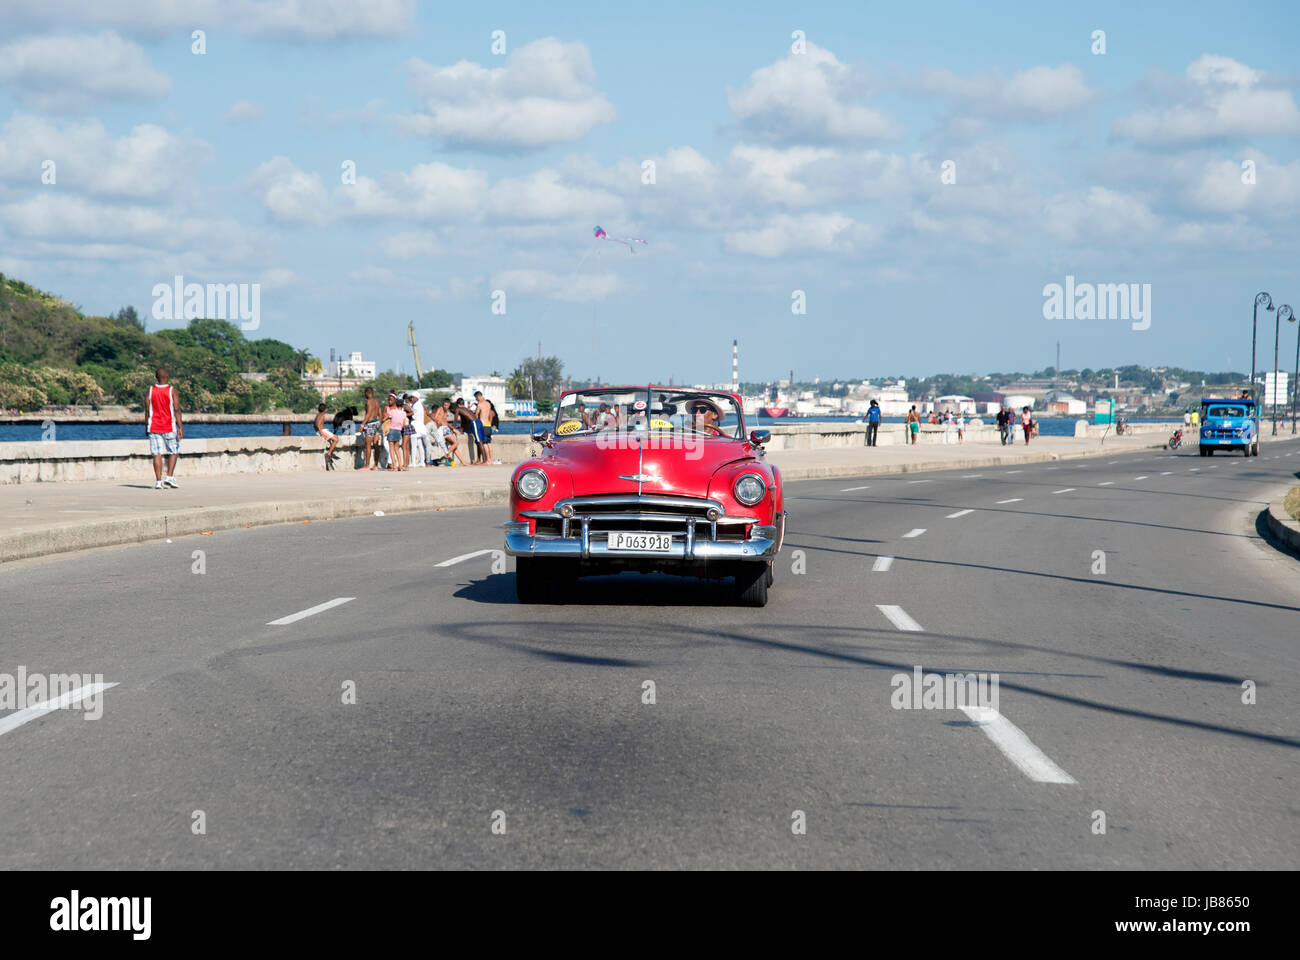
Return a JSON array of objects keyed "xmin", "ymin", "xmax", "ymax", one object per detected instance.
[{"xmin": 593, "ymin": 225, "xmax": 647, "ymax": 253}]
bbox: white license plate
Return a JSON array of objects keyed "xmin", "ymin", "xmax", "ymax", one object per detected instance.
[{"xmin": 608, "ymin": 532, "xmax": 673, "ymax": 552}]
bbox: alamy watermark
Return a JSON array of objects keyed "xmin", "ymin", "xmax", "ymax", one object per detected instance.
[
  {"xmin": 152, "ymin": 274, "xmax": 260, "ymax": 331},
  {"xmin": 1042, "ymin": 275, "xmax": 1150, "ymax": 331},
  {"xmin": 890, "ymin": 665, "xmax": 999, "ymax": 711},
  {"xmin": 0, "ymin": 668, "xmax": 109, "ymax": 719}
]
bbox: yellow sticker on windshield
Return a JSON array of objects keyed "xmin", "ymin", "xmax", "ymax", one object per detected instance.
[
  {"xmin": 649, "ymin": 418, "xmax": 673, "ymax": 430},
  {"xmin": 556, "ymin": 419, "xmax": 583, "ymax": 435}
]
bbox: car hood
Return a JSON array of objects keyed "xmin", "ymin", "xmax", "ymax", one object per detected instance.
[{"xmin": 545, "ymin": 435, "xmax": 754, "ymax": 498}]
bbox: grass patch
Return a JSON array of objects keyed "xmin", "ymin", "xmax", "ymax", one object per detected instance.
[{"xmin": 1284, "ymin": 486, "xmax": 1300, "ymax": 522}]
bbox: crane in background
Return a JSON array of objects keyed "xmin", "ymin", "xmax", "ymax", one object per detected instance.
[{"xmin": 407, "ymin": 321, "xmax": 423, "ymax": 382}]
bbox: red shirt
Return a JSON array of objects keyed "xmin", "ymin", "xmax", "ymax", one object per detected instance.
[{"xmin": 148, "ymin": 384, "xmax": 175, "ymax": 433}]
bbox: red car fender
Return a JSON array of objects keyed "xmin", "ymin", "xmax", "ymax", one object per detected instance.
[{"xmin": 707, "ymin": 459, "xmax": 780, "ymax": 527}]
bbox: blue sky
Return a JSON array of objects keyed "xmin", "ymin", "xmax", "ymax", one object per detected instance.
[{"xmin": 1, "ymin": 0, "xmax": 1298, "ymax": 385}]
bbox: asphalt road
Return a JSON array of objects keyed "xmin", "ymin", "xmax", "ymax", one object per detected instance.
[{"xmin": 2, "ymin": 438, "xmax": 1298, "ymax": 869}]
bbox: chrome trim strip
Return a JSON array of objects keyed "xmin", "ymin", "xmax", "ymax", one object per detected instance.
[
  {"xmin": 580, "ymin": 516, "xmax": 591, "ymax": 559},
  {"xmin": 685, "ymin": 517, "xmax": 696, "ymax": 559},
  {"xmin": 505, "ymin": 532, "xmax": 777, "ymax": 561}
]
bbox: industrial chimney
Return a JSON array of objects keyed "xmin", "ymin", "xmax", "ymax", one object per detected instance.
[{"xmin": 732, "ymin": 339, "xmax": 739, "ymax": 394}]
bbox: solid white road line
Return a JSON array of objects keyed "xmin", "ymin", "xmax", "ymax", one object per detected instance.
[
  {"xmin": 1098, "ymin": 481, "xmax": 1114, "ymax": 486},
  {"xmin": 996, "ymin": 498, "xmax": 1023, "ymax": 504},
  {"xmin": 876, "ymin": 604, "xmax": 923, "ymax": 631},
  {"xmin": 0, "ymin": 682, "xmax": 119, "ymax": 738},
  {"xmin": 267, "ymin": 597, "xmax": 354, "ymax": 625},
  {"xmin": 435, "ymin": 549, "xmax": 496, "ymax": 568},
  {"xmin": 959, "ymin": 706, "xmax": 1077, "ymax": 784},
  {"xmin": 1052, "ymin": 488, "xmax": 1075, "ymax": 494},
  {"xmin": 872, "ymin": 556, "xmax": 894, "ymax": 572},
  {"xmin": 946, "ymin": 509, "xmax": 974, "ymax": 518},
  {"xmin": 902, "ymin": 528, "xmax": 927, "ymax": 538},
  {"xmin": 841, "ymin": 485, "xmax": 871, "ymax": 492}
]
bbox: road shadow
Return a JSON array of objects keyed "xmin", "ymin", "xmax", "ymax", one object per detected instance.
[{"xmin": 454, "ymin": 572, "xmax": 743, "ymax": 607}]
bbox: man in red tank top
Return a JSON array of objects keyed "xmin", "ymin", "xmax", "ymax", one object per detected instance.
[{"xmin": 145, "ymin": 367, "xmax": 184, "ymax": 489}]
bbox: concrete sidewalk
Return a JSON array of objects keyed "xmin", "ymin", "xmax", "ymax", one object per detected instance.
[{"xmin": 0, "ymin": 432, "xmax": 1185, "ymax": 563}]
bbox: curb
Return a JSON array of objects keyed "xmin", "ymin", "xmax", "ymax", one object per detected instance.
[
  {"xmin": 1264, "ymin": 495, "xmax": 1300, "ymax": 556},
  {"xmin": 0, "ymin": 437, "xmax": 1169, "ymax": 564}
]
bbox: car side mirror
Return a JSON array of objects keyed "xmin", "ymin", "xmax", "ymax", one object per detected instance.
[
  {"xmin": 749, "ymin": 429, "xmax": 771, "ymax": 445},
  {"xmin": 531, "ymin": 429, "xmax": 550, "ymax": 444}
]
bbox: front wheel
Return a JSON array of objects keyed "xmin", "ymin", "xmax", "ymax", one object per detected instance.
[
  {"xmin": 1252, "ymin": 442, "xmax": 1259, "ymax": 456},
  {"xmin": 734, "ymin": 563, "xmax": 769, "ymax": 607}
]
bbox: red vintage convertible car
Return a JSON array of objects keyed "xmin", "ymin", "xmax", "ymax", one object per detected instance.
[{"xmin": 504, "ymin": 387, "xmax": 786, "ymax": 605}]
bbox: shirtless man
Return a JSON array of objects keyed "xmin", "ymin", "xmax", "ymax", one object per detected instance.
[
  {"xmin": 361, "ymin": 387, "xmax": 383, "ymax": 470},
  {"xmin": 313, "ymin": 403, "xmax": 339, "ymax": 468},
  {"xmin": 472, "ymin": 390, "xmax": 496, "ymax": 464}
]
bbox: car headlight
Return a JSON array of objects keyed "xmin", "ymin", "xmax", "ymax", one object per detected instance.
[
  {"xmin": 516, "ymin": 468, "xmax": 548, "ymax": 500},
  {"xmin": 733, "ymin": 473, "xmax": 767, "ymax": 506}
]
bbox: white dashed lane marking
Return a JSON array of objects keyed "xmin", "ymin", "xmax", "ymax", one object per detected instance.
[
  {"xmin": 876, "ymin": 604, "xmax": 923, "ymax": 631},
  {"xmin": 0, "ymin": 682, "xmax": 120, "ymax": 739},
  {"xmin": 436, "ymin": 549, "xmax": 497, "ymax": 567},
  {"xmin": 902, "ymin": 528, "xmax": 927, "ymax": 538},
  {"xmin": 872, "ymin": 556, "xmax": 894, "ymax": 572},
  {"xmin": 907, "ymin": 479, "xmax": 932, "ymax": 484},
  {"xmin": 1134, "ymin": 476, "xmax": 1148, "ymax": 480},
  {"xmin": 1052, "ymin": 488, "xmax": 1075, "ymax": 494},
  {"xmin": 960, "ymin": 707, "xmax": 1077, "ymax": 785},
  {"xmin": 946, "ymin": 509, "xmax": 974, "ymax": 518},
  {"xmin": 996, "ymin": 498, "xmax": 1022, "ymax": 504},
  {"xmin": 841, "ymin": 485, "xmax": 871, "ymax": 492},
  {"xmin": 1160, "ymin": 471, "xmax": 1173, "ymax": 475},
  {"xmin": 1098, "ymin": 481, "xmax": 1114, "ymax": 486},
  {"xmin": 267, "ymin": 597, "xmax": 354, "ymax": 625}
]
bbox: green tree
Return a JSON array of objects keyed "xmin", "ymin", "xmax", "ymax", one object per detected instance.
[
  {"xmin": 418, "ymin": 368, "xmax": 453, "ymax": 389},
  {"xmin": 507, "ymin": 355, "xmax": 564, "ymax": 400}
]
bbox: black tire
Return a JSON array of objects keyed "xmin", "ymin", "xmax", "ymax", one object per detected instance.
[
  {"xmin": 734, "ymin": 563, "xmax": 769, "ymax": 607},
  {"xmin": 1199, "ymin": 447, "xmax": 1207, "ymax": 456},
  {"xmin": 1207, "ymin": 448, "xmax": 1214, "ymax": 456},
  {"xmin": 1252, "ymin": 443, "xmax": 1259, "ymax": 456},
  {"xmin": 514, "ymin": 557, "xmax": 550, "ymax": 603},
  {"xmin": 765, "ymin": 562, "xmax": 774, "ymax": 588}
]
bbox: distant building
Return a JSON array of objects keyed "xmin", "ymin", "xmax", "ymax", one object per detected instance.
[
  {"xmin": 1003, "ymin": 394, "xmax": 1035, "ymax": 410},
  {"xmin": 457, "ymin": 375, "xmax": 507, "ymax": 412},
  {"xmin": 334, "ymin": 351, "xmax": 376, "ymax": 380},
  {"xmin": 934, "ymin": 395, "xmax": 976, "ymax": 414}
]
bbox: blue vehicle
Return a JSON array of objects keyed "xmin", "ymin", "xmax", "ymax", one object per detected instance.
[{"xmin": 1199, "ymin": 397, "xmax": 1258, "ymax": 457}]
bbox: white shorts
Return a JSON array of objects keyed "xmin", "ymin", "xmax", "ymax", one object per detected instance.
[{"xmin": 318, "ymin": 429, "xmax": 336, "ymax": 441}]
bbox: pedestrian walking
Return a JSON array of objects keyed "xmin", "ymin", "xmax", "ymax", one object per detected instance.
[
  {"xmin": 145, "ymin": 367, "xmax": 182, "ymax": 489},
  {"xmin": 864, "ymin": 399, "xmax": 881, "ymax": 446},
  {"xmin": 1021, "ymin": 406, "xmax": 1034, "ymax": 445},
  {"xmin": 906, "ymin": 405, "xmax": 920, "ymax": 446},
  {"xmin": 954, "ymin": 409, "xmax": 965, "ymax": 444}
]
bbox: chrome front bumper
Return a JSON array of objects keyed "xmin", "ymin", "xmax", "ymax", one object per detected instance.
[{"xmin": 503, "ymin": 517, "xmax": 781, "ymax": 562}]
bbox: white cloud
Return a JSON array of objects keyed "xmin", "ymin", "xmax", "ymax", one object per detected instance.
[
  {"xmin": 398, "ymin": 38, "xmax": 615, "ymax": 149},
  {"xmin": 0, "ymin": 32, "xmax": 170, "ymax": 111},
  {"xmin": 491, "ymin": 268, "xmax": 626, "ymax": 302},
  {"xmin": 3, "ymin": 0, "xmax": 414, "ymax": 40},
  {"xmin": 918, "ymin": 64, "xmax": 1093, "ymax": 119},
  {"xmin": 1183, "ymin": 152, "xmax": 1300, "ymax": 216},
  {"xmin": 0, "ymin": 114, "xmax": 207, "ymax": 198},
  {"xmin": 723, "ymin": 212, "xmax": 876, "ymax": 257},
  {"xmin": 1114, "ymin": 55, "xmax": 1300, "ymax": 145},
  {"xmin": 728, "ymin": 42, "xmax": 902, "ymax": 145},
  {"xmin": 247, "ymin": 157, "xmax": 332, "ymax": 226},
  {"xmin": 487, "ymin": 169, "xmax": 622, "ymax": 221},
  {"xmin": 348, "ymin": 266, "xmax": 400, "ymax": 285},
  {"xmin": 222, "ymin": 99, "xmax": 264, "ymax": 124},
  {"xmin": 1043, "ymin": 187, "xmax": 1160, "ymax": 244}
]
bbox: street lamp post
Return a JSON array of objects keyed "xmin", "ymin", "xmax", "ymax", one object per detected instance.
[
  {"xmin": 1274, "ymin": 305, "xmax": 1293, "ymax": 434},
  {"xmin": 1291, "ymin": 307, "xmax": 1299, "ymax": 434},
  {"xmin": 1252, "ymin": 292, "xmax": 1273, "ymax": 402}
]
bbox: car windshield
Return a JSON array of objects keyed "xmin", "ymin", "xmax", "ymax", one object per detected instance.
[
  {"xmin": 554, "ymin": 389, "xmax": 745, "ymax": 439},
  {"xmin": 1206, "ymin": 405, "xmax": 1246, "ymax": 418}
]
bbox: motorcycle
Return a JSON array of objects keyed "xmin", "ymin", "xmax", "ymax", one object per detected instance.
[{"xmin": 1167, "ymin": 428, "xmax": 1182, "ymax": 450}]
